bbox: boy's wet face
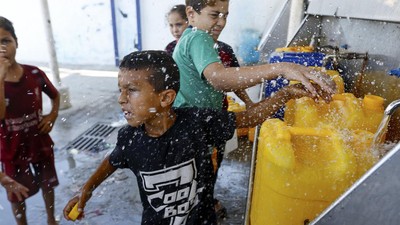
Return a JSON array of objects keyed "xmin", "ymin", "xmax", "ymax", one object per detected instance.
[
  {"xmin": 118, "ymin": 69, "xmax": 162, "ymax": 127},
  {"xmin": 190, "ymin": 0, "xmax": 229, "ymax": 39}
]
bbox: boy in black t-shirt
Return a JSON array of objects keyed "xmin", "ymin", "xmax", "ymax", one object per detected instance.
[{"xmin": 62, "ymin": 50, "xmax": 328, "ymax": 225}]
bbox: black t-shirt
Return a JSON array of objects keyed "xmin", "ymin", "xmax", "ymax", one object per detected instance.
[{"xmin": 109, "ymin": 107, "xmax": 236, "ymax": 225}]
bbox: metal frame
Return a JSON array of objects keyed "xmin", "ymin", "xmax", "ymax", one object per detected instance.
[
  {"xmin": 244, "ymin": 81, "xmax": 266, "ymax": 225},
  {"xmin": 311, "ymin": 141, "xmax": 400, "ymax": 224}
]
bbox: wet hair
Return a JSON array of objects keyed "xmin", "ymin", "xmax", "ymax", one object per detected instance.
[
  {"xmin": 185, "ymin": 0, "xmax": 228, "ymax": 14},
  {"xmin": 0, "ymin": 16, "xmax": 18, "ymax": 45},
  {"xmin": 167, "ymin": 4, "xmax": 187, "ymax": 21},
  {"xmin": 119, "ymin": 50, "xmax": 180, "ymax": 93}
]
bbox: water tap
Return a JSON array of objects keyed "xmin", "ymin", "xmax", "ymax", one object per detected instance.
[{"xmin": 385, "ymin": 99, "xmax": 400, "ymax": 116}]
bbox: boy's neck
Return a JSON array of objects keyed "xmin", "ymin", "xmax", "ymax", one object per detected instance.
[{"xmin": 144, "ymin": 108, "xmax": 176, "ymax": 137}]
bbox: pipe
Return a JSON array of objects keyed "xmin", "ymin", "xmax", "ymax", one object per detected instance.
[
  {"xmin": 110, "ymin": 0, "xmax": 120, "ymax": 66},
  {"xmin": 244, "ymin": 125, "xmax": 260, "ymax": 225},
  {"xmin": 244, "ymin": 81, "xmax": 266, "ymax": 225},
  {"xmin": 135, "ymin": 0, "xmax": 142, "ymax": 51},
  {"xmin": 40, "ymin": 0, "xmax": 61, "ymax": 86},
  {"xmin": 385, "ymin": 99, "xmax": 400, "ymax": 116},
  {"xmin": 110, "ymin": 0, "xmax": 142, "ymax": 64},
  {"xmin": 40, "ymin": 0, "xmax": 71, "ymax": 110},
  {"xmin": 353, "ymin": 53, "xmax": 369, "ymax": 98}
]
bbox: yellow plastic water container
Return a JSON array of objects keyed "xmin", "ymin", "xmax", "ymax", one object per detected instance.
[
  {"xmin": 275, "ymin": 46, "xmax": 315, "ymax": 53},
  {"xmin": 248, "ymin": 127, "xmax": 256, "ymax": 142},
  {"xmin": 284, "ymin": 93, "xmax": 384, "ymax": 131},
  {"xmin": 325, "ymin": 69, "xmax": 345, "ymax": 94},
  {"xmin": 227, "ymin": 96, "xmax": 248, "ymax": 137},
  {"xmin": 249, "ymin": 69, "xmax": 344, "ymax": 143},
  {"xmin": 250, "ymin": 93, "xmax": 384, "ymax": 225}
]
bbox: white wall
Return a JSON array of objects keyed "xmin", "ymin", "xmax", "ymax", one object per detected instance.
[
  {"xmin": 1, "ymin": 1, "xmax": 49, "ymax": 64},
  {"xmin": 142, "ymin": 0, "xmax": 284, "ymax": 54},
  {"xmin": 1, "ymin": 0, "xmax": 283, "ymax": 68}
]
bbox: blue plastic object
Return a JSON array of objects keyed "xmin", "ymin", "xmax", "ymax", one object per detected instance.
[
  {"xmin": 264, "ymin": 77, "xmax": 289, "ymax": 119},
  {"xmin": 389, "ymin": 68, "xmax": 400, "ymax": 78},
  {"xmin": 265, "ymin": 51, "xmax": 331, "ymax": 119},
  {"xmin": 269, "ymin": 52, "xmax": 326, "ymax": 67},
  {"xmin": 237, "ymin": 29, "xmax": 261, "ymax": 65}
]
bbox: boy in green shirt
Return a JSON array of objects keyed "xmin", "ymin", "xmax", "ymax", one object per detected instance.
[
  {"xmin": 173, "ymin": 0, "xmax": 337, "ymax": 218},
  {"xmin": 173, "ymin": 0, "xmax": 336, "ymax": 110}
]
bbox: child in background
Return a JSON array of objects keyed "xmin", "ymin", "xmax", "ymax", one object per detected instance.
[
  {"xmin": 173, "ymin": 0, "xmax": 336, "ymax": 111},
  {"xmin": 165, "ymin": 4, "xmax": 188, "ymax": 56},
  {"xmin": 165, "ymin": 5, "xmax": 251, "ymax": 217},
  {"xmin": 62, "ymin": 50, "xmax": 322, "ymax": 225},
  {"xmin": 0, "ymin": 16, "xmax": 60, "ymax": 225}
]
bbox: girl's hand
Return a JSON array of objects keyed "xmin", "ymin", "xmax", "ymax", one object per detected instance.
[
  {"xmin": 0, "ymin": 174, "xmax": 29, "ymax": 202},
  {"xmin": 38, "ymin": 114, "xmax": 56, "ymax": 134}
]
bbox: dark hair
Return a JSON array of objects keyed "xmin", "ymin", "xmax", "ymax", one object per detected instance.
[
  {"xmin": 185, "ymin": 0, "xmax": 228, "ymax": 13},
  {"xmin": 167, "ymin": 4, "xmax": 187, "ymax": 21},
  {"xmin": 119, "ymin": 51, "xmax": 180, "ymax": 93},
  {"xmin": 0, "ymin": 16, "xmax": 18, "ymax": 45}
]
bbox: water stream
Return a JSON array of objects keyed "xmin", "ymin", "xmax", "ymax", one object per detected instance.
[
  {"xmin": 371, "ymin": 114, "xmax": 391, "ymax": 149},
  {"xmin": 371, "ymin": 99, "xmax": 400, "ymax": 157}
]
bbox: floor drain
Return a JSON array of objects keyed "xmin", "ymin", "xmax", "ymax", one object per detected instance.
[{"xmin": 62, "ymin": 122, "xmax": 118, "ymax": 152}]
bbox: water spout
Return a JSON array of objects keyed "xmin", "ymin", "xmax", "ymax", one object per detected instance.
[
  {"xmin": 384, "ymin": 99, "xmax": 400, "ymax": 116},
  {"xmin": 371, "ymin": 99, "xmax": 400, "ymax": 152}
]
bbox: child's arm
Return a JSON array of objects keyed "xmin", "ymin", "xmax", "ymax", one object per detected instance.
[
  {"xmin": 0, "ymin": 172, "xmax": 29, "ymax": 201},
  {"xmin": 63, "ymin": 155, "xmax": 117, "ymax": 221},
  {"xmin": 234, "ymin": 83, "xmax": 323, "ymax": 128},
  {"xmin": 0, "ymin": 57, "xmax": 11, "ymax": 119},
  {"xmin": 38, "ymin": 91, "xmax": 60, "ymax": 134},
  {"xmin": 234, "ymin": 89, "xmax": 254, "ymax": 108},
  {"xmin": 203, "ymin": 62, "xmax": 336, "ymax": 98}
]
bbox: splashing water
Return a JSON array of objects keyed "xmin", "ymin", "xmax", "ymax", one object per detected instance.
[
  {"xmin": 371, "ymin": 114, "xmax": 391, "ymax": 150},
  {"xmin": 371, "ymin": 99, "xmax": 400, "ymax": 155}
]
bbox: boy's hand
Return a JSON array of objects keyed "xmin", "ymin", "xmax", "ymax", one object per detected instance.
[
  {"xmin": 0, "ymin": 174, "xmax": 29, "ymax": 202},
  {"xmin": 277, "ymin": 63, "xmax": 337, "ymax": 97},
  {"xmin": 63, "ymin": 195, "xmax": 85, "ymax": 221},
  {"xmin": 63, "ymin": 190, "xmax": 92, "ymax": 221}
]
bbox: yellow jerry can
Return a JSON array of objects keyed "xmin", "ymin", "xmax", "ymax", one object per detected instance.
[{"xmin": 250, "ymin": 93, "xmax": 384, "ymax": 225}]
